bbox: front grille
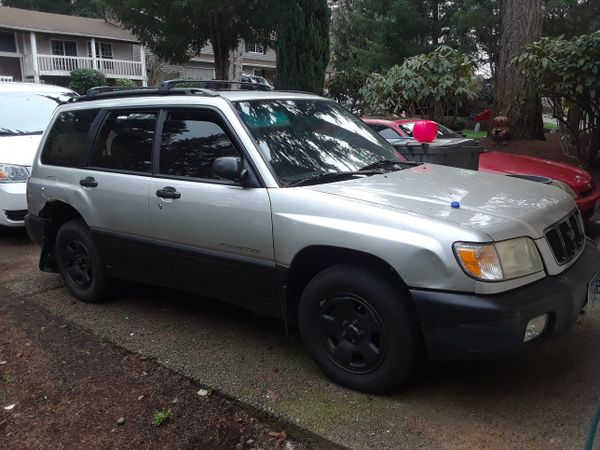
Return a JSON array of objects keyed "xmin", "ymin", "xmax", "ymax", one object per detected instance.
[
  {"xmin": 4, "ymin": 209, "xmax": 27, "ymax": 222},
  {"xmin": 545, "ymin": 210, "xmax": 585, "ymax": 265}
]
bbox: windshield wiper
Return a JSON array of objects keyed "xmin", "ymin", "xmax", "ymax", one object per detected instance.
[
  {"xmin": 359, "ymin": 159, "xmax": 421, "ymax": 172},
  {"xmin": 287, "ymin": 170, "xmax": 379, "ymax": 187}
]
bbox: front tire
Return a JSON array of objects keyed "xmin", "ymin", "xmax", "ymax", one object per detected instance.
[
  {"xmin": 55, "ymin": 219, "xmax": 109, "ymax": 303},
  {"xmin": 298, "ymin": 263, "xmax": 422, "ymax": 393}
]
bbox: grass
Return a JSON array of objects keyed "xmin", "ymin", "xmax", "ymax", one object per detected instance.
[
  {"xmin": 460, "ymin": 129, "xmax": 485, "ymax": 139},
  {"xmin": 152, "ymin": 409, "xmax": 173, "ymax": 427},
  {"xmin": 461, "ymin": 122, "xmax": 558, "ymax": 139}
]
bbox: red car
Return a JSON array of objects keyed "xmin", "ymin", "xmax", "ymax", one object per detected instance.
[{"xmin": 363, "ymin": 117, "xmax": 600, "ymax": 218}]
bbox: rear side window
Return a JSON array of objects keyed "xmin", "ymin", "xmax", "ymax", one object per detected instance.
[
  {"xmin": 41, "ymin": 109, "xmax": 99, "ymax": 167},
  {"xmin": 89, "ymin": 110, "xmax": 157, "ymax": 173},
  {"xmin": 159, "ymin": 110, "xmax": 240, "ymax": 180}
]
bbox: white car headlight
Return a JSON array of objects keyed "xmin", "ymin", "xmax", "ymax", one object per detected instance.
[
  {"xmin": 550, "ymin": 180, "xmax": 577, "ymax": 199},
  {"xmin": 454, "ymin": 237, "xmax": 544, "ymax": 281},
  {"xmin": 0, "ymin": 164, "xmax": 29, "ymax": 183}
]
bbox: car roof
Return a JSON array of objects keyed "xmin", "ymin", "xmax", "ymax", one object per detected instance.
[
  {"xmin": 57, "ymin": 89, "xmax": 328, "ymax": 112},
  {"xmin": 218, "ymin": 90, "xmax": 322, "ymax": 101},
  {"xmin": 0, "ymin": 82, "xmax": 76, "ymax": 95}
]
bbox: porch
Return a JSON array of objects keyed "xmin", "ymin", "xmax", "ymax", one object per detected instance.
[{"xmin": 23, "ymin": 54, "xmax": 144, "ymax": 80}]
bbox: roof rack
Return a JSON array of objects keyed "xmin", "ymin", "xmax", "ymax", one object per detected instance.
[
  {"xmin": 74, "ymin": 86, "xmax": 219, "ymax": 103},
  {"xmin": 159, "ymin": 79, "xmax": 274, "ymax": 92},
  {"xmin": 73, "ymin": 78, "xmax": 275, "ymax": 102}
]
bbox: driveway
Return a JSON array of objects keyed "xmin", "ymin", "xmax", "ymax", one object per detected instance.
[{"xmin": 2, "ymin": 222, "xmax": 600, "ymax": 450}]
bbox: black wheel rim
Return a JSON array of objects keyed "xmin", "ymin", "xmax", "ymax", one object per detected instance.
[
  {"xmin": 317, "ymin": 293, "xmax": 386, "ymax": 374},
  {"xmin": 62, "ymin": 239, "xmax": 93, "ymax": 289}
]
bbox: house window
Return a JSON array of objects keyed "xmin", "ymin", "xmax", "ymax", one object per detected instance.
[
  {"xmin": 87, "ymin": 41, "xmax": 114, "ymax": 71},
  {"xmin": 51, "ymin": 40, "xmax": 78, "ymax": 57},
  {"xmin": 245, "ymin": 42, "xmax": 266, "ymax": 55},
  {"xmin": 0, "ymin": 31, "xmax": 17, "ymax": 53},
  {"xmin": 50, "ymin": 40, "xmax": 78, "ymax": 71},
  {"xmin": 87, "ymin": 42, "xmax": 113, "ymax": 59}
]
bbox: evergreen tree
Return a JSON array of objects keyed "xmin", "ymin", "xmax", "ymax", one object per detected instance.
[
  {"xmin": 331, "ymin": 0, "xmax": 436, "ymax": 73},
  {"xmin": 104, "ymin": 0, "xmax": 277, "ymax": 80},
  {"xmin": 2, "ymin": 0, "xmax": 104, "ymax": 17},
  {"xmin": 275, "ymin": 0, "xmax": 330, "ymax": 93},
  {"xmin": 495, "ymin": 0, "xmax": 545, "ymax": 140}
]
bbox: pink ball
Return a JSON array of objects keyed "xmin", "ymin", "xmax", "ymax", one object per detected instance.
[{"xmin": 413, "ymin": 120, "xmax": 439, "ymax": 143}]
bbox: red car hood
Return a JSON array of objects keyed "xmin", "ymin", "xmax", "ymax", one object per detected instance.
[{"xmin": 479, "ymin": 151, "xmax": 593, "ymax": 194}]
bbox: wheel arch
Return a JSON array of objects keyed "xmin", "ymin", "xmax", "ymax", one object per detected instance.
[
  {"xmin": 38, "ymin": 201, "xmax": 85, "ymax": 272},
  {"xmin": 283, "ymin": 245, "xmax": 411, "ymax": 331}
]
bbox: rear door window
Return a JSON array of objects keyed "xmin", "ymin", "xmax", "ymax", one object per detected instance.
[
  {"xmin": 41, "ymin": 109, "xmax": 99, "ymax": 167},
  {"xmin": 89, "ymin": 111, "xmax": 157, "ymax": 173}
]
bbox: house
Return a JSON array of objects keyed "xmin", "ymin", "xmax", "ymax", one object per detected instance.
[
  {"xmin": 0, "ymin": 6, "xmax": 147, "ymax": 86},
  {"xmin": 157, "ymin": 40, "xmax": 277, "ymax": 84}
]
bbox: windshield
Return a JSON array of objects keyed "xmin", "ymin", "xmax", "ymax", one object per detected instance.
[
  {"xmin": 234, "ymin": 99, "xmax": 404, "ymax": 185},
  {"xmin": 0, "ymin": 91, "xmax": 76, "ymax": 135},
  {"xmin": 399, "ymin": 122, "xmax": 462, "ymax": 139}
]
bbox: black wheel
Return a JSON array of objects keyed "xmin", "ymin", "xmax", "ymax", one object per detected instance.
[
  {"xmin": 55, "ymin": 219, "xmax": 109, "ymax": 303},
  {"xmin": 298, "ymin": 263, "xmax": 422, "ymax": 393}
]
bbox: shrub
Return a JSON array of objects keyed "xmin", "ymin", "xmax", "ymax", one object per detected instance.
[
  {"xmin": 69, "ymin": 69, "xmax": 106, "ymax": 94},
  {"xmin": 513, "ymin": 31, "xmax": 600, "ymax": 165},
  {"xmin": 436, "ymin": 116, "xmax": 467, "ymax": 131},
  {"xmin": 360, "ymin": 46, "xmax": 477, "ymax": 117},
  {"xmin": 326, "ymin": 68, "xmax": 370, "ymax": 113},
  {"xmin": 113, "ymin": 79, "xmax": 137, "ymax": 88}
]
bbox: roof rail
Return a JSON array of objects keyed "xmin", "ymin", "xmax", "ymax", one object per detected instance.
[
  {"xmin": 159, "ymin": 79, "xmax": 273, "ymax": 92},
  {"xmin": 84, "ymin": 85, "xmax": 157, "ymax": 97},
  {"xmin": 74, "ymin": 83, "xmax": 220, "ymax": 102}
]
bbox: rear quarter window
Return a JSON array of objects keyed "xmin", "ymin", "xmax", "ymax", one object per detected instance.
[{"xmin": 41, "ymin": 109, "xmax": 99, "ymax": 167}]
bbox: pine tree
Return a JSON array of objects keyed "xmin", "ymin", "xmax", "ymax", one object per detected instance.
[{"xmin": 275, "ymin": 0, "xmax": 330, "ymax": 93}]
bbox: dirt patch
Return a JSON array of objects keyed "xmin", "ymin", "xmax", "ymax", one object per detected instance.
[{"xmin": 0, "ymin": 294, "xmax": 318, "ymax": 450}]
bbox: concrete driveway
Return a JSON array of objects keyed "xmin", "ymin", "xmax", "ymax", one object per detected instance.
[{"xmin": 2, "ymin": 222, "xmax": 600, "ymax": 450}]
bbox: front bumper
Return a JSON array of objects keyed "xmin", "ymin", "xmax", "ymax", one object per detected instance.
[
  {"xmin": 577, "ymin": 188, "xmax": 600, "ymax": 218},
  {"xmin": 412, "ymin": 240, "xmax": 600, "ymax": 360},
  {"xmin": 0, "ymin": 182, "xmax": 27, "ymax": 227}
]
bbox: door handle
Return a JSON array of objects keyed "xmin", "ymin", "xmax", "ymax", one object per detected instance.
[
  {"xmin": 80, "ymin": 176, "xmax": 98, "ymax": 188},
  {"xmin": 156, "ymin": 186, "xmax": 181, "ymax": 199}
]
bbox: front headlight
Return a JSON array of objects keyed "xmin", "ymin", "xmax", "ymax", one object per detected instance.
[
  {"xmin": 454, "ymin": 237, "xmax": 543, "ymax": 281},
  {"xmin": 550, "ymin": 180, "xmax": 577, "ymax": 199},
  {"xmin": 0, "ymin": 164, "xmax": 29, "ymax": 183}
]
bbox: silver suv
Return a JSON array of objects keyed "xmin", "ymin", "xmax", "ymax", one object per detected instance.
[{"xmin": 26, "ymin": 81, "xmax": 600, "ymax": 393}]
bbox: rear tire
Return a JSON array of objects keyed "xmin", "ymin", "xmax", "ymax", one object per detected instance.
[
  {"xmin": 298, "ymin": 263, "xmax": 422, "ymax": 393},
  {"xmin": 55, "ymin": 219, "xmax": 109, "ymax": 303}
]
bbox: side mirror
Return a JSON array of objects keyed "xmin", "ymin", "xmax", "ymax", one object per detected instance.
[{"xmin": 213, "ymin": 156, "xmax": 249, "ymax": 185}]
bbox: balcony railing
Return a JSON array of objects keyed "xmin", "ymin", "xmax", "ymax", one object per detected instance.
[{"xmin": 28, "ymin": 55, "xmax": 144, "ymax": 80}]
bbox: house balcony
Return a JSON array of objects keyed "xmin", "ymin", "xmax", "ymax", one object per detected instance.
[{"xmin": 23, "ymin": 54, "xmax": 144, "ymax": 80}]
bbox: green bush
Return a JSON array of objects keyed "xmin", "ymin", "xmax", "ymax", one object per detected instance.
[
  {"xmin": 513, "ymin": 31, "xmax": 600, "ymax": 165},
  {"xmin": 436, "ymin": 115, "xmax": 467, "ymax": 131},
  {"xmin": 114, "ymin": 78, "xmax": 137, "ymax": 88},
  {"xmin": 69, "ymin": 69, "xmax": 106, "ymax": 94},
  {"xmin": 360, "ymin": 46, "xmax": 477, "ymax": 117}
]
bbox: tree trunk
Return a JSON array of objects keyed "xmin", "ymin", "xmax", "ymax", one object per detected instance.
[
  {"xmin": 210, "ymin": 37, "xmax": 231, "ymax": 80},
  {"xmin": 494, "ymin": 0, "xmax": 545, "ymax": 140}
]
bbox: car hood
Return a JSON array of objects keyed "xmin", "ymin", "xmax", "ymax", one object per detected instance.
[
  {"xmin": 307, "ymin": 164, "xmax": 575, "ymax": 241},
  {"xmin": 480, "ymin": 151, "xmax": 593, "ymax": 194},
  {"xmin": 0, "ymin": 134, "xmax": 42, "ymax": 166}
]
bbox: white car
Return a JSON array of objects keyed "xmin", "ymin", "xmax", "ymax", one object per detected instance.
[{"xmin": 0, "ymin": 82, "xmax": 76, "ymax": 227}]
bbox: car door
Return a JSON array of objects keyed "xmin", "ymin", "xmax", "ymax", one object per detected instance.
[
  {"xmin": 148, "ymin": 108, "xmax": 277, "ymax": 313},
  {"xmin": 80, "ymin": 109, "xmax": 157, "ymax": 274}
]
